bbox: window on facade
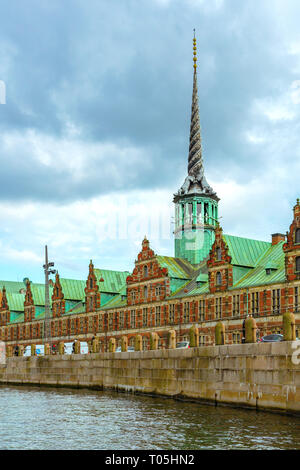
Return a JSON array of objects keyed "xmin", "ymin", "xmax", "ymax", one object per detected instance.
[
  {"xmin": 199, "ymin": 300, "xmax": 205, "ymax": 321},
  {"xmin": 272, "ymin": 289, "xmax": 281, "ymax": 315},
  {"xmin": 199, "ymin": 335, "xmax": 205, "ymax": 346},
  {"xmin": 142, "ymin": 336, "xmax": 148, "ymax": 351},
  {"xmin": 119, "ymin": 312, "xmax": 124, "ymax": 329},
  {"xmin": 183, "ymin": 302, "xmax": 190, "ymax": 323},
  {"xmin": 251, "ymin": 292, "xmax": 259, "ymax": 316},
  {"xmin": 232, "ymin": 295, "xmax": 240, "ymax": 316},
  {"xmin": 216, "ymin": 247, "xmax": 222, "ymax": 261},
  {"xmin": 131, "ymin": 290, "xmax": 136, "ymax": 302},
  {"xmin": 109, "ymin": 313, "xmax": 113, "ymax": 330},
  {"xmin": 216, "ymin": 272, "xmax": 222, "ymax": 286},
  {"xmin": 216, "ymin": 297, "xmax": 222, "ymax": 319},
  {"xmin": 89, "ymin": 278, "xmax": 93, "ymax": 289},
  {"xmin": 155, "ymin": 306, "xmax": 161, "ymax": 326},
  {"xmin": 295, "ymin": 287, "xmax": 299, "ymax": 313},
  {"xmin": 142, "ymin": 308, "xmax": 148, "ymax": 327},
  {"xmin": 130, "ymin": 310, "xmax": 136, "ymax": 328},
  {"xmin": 144, "ymin": 285, "xmax": 148, "ymax": 300},
  {"xmin": 232, "ymin": 332, "xmax": 241, "ymax": 344},
  {"xmin": 295, "ymin": 228, "xmax": 300, "ymax": 244},
  {"xmin": 296, "ymin": 257, "xmax": 300, "ymax": 273},
  {"xmin": 144, "ymin": 265, "xmax": 148, "ymax": 278},
  {"xmin": 89, "ymin": 297, "xmax": 93, "ymax": 311},
  {"xmin": 169, "ymin": 304, "xmax": 175, "ymax": 324},
  {"xmin": 155, "ymin": 286, "xmax": 161, "ymax": 297}
]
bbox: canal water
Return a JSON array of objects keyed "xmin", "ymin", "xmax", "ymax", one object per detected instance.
[{"xmin": 0, "ymin": 386, "xmax": 299, "ymax": 450}]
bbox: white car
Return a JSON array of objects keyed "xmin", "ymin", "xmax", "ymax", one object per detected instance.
[{"xmin": 176, "ymin": 341, "xmax": 190, "ymax": 349}]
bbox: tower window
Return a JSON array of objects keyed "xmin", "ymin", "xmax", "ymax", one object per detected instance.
[
  {"xmin": 89, "ymin": 278, "xmax": 93, "ymax": 289},
  {"xmin": 296, "ymin": 257, "xmax": 300, "ymax": 273},
  {"xmin": 216, "ymin": 247, "xmax": 222, "ymax": 261},
  {"xmin": 295, "ymin": 229, "xmax": 300, "ymax": 244},
  {"xmin": 216, "ymin": 272, "xmax": 222, "ymax": 286}
]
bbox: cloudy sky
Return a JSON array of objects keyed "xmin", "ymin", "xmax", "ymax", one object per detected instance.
[{"xmin": 0, "ymin": 0, "xmax": 300, "ymax": 283}]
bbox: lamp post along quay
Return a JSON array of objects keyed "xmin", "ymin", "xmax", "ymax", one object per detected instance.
[{"xmin": 43, "ymin": 246, "xmax": 56, "ymax": 346}]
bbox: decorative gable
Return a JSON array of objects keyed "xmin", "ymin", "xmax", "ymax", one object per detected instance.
[
  {"xmin": 85, "ymin": 260, "xmax": 101, "ymax": 313},
  {"xmin": 283, "ymin": 199, "xmax": 300, "ymax": 281},
  {"xmin": 0, "ymin": 287, "xmax": 10, "ymax": 326},
  {"xmin": 51, "ymin": 273, "xmax": 65, "ymax": 318},
  {"xmin": 126, "ymin": 237, "xmax": 170, "ymax": 306},
  {"xmin": 24, "ymin": 280, "xmax": 35, "ymax": 322},
  {"xmin": 207, "ymin": 224, "xmax": 233, "ymax": 293}
]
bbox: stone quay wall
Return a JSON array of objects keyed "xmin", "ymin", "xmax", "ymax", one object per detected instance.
[{"xmin": 0, "ymin": 341, "xmax": 299, "ymax": 416}]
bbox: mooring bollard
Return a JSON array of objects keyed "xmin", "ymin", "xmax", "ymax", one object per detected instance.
[
  {"xmin": 109, "ymin": 338, "xmax": 116, "ymax": 353},
  {"xmin": 168, "ymin": 330, "xmax": 176, "ymax": 349},
  {"xmin": 245, "ymin": 315, "xmax": 257, "ymax": 343},
  {"xmin": 189, "ymin": 325, "xmax": 199, "ymax": 347},
  {"xmin": 58, "ymin": 342, "xmax": 65, "ymax": 355},
  {"xmin": 121, "ymin": 336, "xmax": 128, "ymax": 352},
  {"xmin": 283, "ymin": 312, "xmax": 296, "ymax": 341},
  {"xmin": 150, "ymin": 332, "xmax": 159, "ymax": 350},
  {"xmin": 134, "ymin": 335, "xmax": 142, "ymax": 351},
  {"xmin": 215, "ymin": 321, "xmax": 225, "ymax": 345}
]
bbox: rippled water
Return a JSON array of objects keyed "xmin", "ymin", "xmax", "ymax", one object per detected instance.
[{"xmin": 0, "ymin": 385, "xmax": 299, "ymax": 450}]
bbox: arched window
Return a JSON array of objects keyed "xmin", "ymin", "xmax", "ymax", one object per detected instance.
[
  {"xmin": 296, "ymin": 257, "xmax": 300, "ymax": 273},
  {"xmin": 144, "ymin": 285, "xmax": 148, "ymax": 300},
  {"xmin": 89, "ymin": 278, "xmax": 93, "ymax": 289},
  {"xmin": 295, "ymin": 228, "xmax": 300, "ymax": 244},
  {"xmin": 216, "ymin": 247, "xmax": 222, "ymax": 261},
  {"xmin": 216, "ymin": 272, "xmax": 222, "ymax": 286},
  {"xmin": 144, "ymin": 265, "xmax": 148, "ymax": 278}
]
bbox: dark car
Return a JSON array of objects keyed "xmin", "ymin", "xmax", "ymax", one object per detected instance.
[{"xmin": 260, "ymin": 334, "xmax": 284, "ymax": 343}]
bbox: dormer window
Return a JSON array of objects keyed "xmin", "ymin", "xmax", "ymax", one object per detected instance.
[
  {"xmin": 216, "ymin": 247, "xmax": 222, "ymax": 261},
  {"xmin": 295, "ymin": 229, "xmax": 300, "ymax": 244},
  {"xmin": 216, "ymin": 272, "xmax": 222, "ymax": 286}
]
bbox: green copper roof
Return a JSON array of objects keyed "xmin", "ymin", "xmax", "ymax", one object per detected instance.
[
  {"xmin": 224, "ymin": 234, "xmax": 270, "ymax": 267},
  {"xmin": 60, "ymin": 278, "xmax": 86, "ymax": 301},
  {"xmin": 102, "ymin": 293, "xmax": 127, "ymax": 310},
  {"xmin": 6, "ymin": 293, "xmax": 25, "ymax": 312},
  {"xmin": 234, "ymin": 241, "xmax": 285, "ymax": 288},
  {"xmin": 0, "ymin": 280, "xmax": 26, "ymax": 294},
  {"xmin": 94, "ymin": 269, "xmax": 130, "ymax": 294},
  {"xmin": 156, "ymin": 256, "xmax": 196, "ymax": 279}
]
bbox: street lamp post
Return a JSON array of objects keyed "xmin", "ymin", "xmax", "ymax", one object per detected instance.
[{"xmin": 43, "ymin": 245, "xmax": 56, "ymax": 347}]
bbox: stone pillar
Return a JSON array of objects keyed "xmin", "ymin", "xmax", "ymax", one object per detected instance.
[
  {"xmin": 283, "ymin": 312, "xmax": 296, "ymax": 341},
  {"xmin": 245, "ymin": 315, "xmax": 257, "ymax": 343},
  {"xmin": 215, "ymin": 321, "xmax": 225, "ymax": 345},
  {"xmin": 189, "ymin": 325, "xmax": 199, "ymax": 347},
  {"xmin": 31, "ymin": 344, "xmax": 36, "ymax": 356},
  {"xmin": 74, "ymin": 340, "xmax": 81, "ymax": 354},
  {"xmin": 135, "ymin": 335, "xmax": 142, "ymax": 351},
  {"xmin": 58, "ymin": 342, "xmax": 65, "ymax": 355},
  {"xmin": 44, "ymin": 343, "xmax": 51, "ymax": 355},
  {"xmin": 18, "ymin": 345, "xmax": 24, "ymax": 356},
  {"xmin": 92, "ymin": 337, "xmax": 100, "ymax": 353},
  {"xmin": 121, "ymin": 336, "xmax": 128, "ymax": 352},
  {"xmin": 150, "ymin": 332, "xmax": 159, "ymax": 350},
  {"xmin": 6, "ymin": 345, "xmax": 13, "ymax": 357},
  {"xmin": 109, "ymin": 338, "xmax": 116, "ymax": 353},
  {"xmin": 168, "ymin": 330, "xmax": 176, "ymax": 349}
]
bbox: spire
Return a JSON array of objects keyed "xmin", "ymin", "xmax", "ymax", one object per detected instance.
[
  {"xmin": 176, "ymin": 32, "xmax": 218, "ymax": 200},
  {"xmin": 188, "ymin": 31, "xmax": 203, "ymax": 178}
]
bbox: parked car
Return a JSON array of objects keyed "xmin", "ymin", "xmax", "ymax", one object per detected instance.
[
  {"xmin": 115, "ymin": 346, "xmax": 135, "ymax": 352},
  {"xmin": 176, "ymin": 341, "xmax": 190, "ymax": 349},
  {"xmin": 259, "ymin": 334, "xmax": 284, "ymax": 343}
]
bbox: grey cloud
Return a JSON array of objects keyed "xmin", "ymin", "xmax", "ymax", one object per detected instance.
[{"xmin": 0, "ymin": 0, "xmax": 299, "ymax": 202}]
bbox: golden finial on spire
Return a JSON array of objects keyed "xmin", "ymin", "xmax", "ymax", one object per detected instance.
[{"xmin": 193, "ymin": 29, "xmax": 197, "ymax": 71}]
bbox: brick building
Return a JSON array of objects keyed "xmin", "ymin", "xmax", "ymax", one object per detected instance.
[{"xmin": 0, "ymin": 36, "xmax": 299, "ymax": 351}]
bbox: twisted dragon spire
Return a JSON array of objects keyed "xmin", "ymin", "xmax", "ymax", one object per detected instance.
[
  {"xmin": 176, "ymin": 32, "xmax": 218, "ymax": 200},
  {"xmin": 188, "ymin": 33, "xmax": 203, "ymax": 178}
]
